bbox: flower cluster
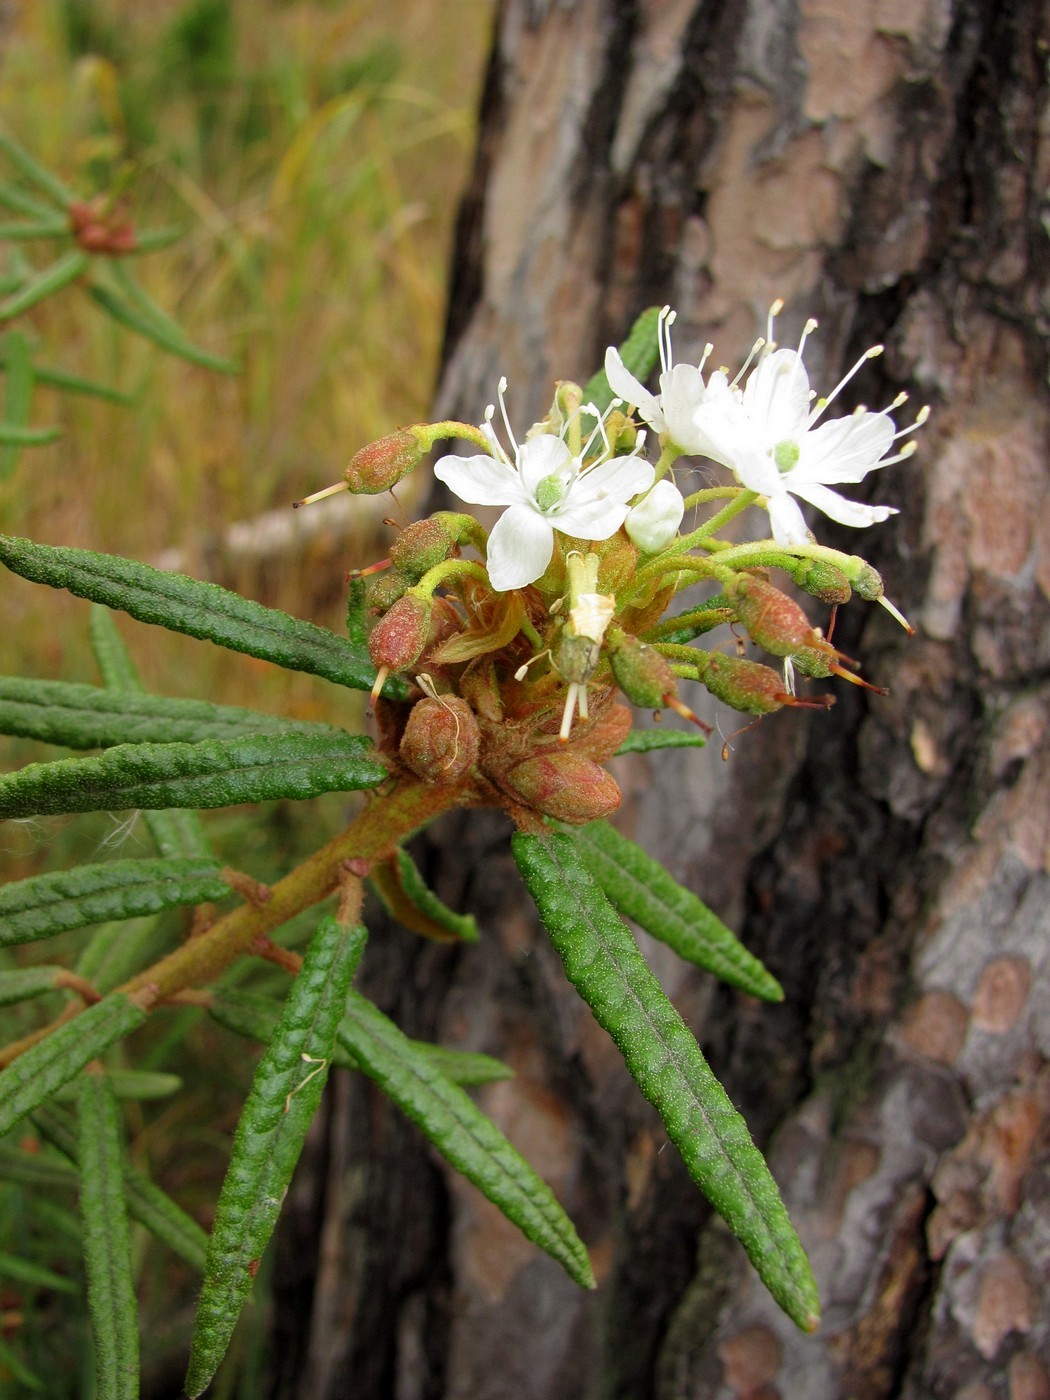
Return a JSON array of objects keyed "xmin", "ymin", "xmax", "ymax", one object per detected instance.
[{"xmin": 303, "ymin": 302, "xmax": 924, "ymax": 827}]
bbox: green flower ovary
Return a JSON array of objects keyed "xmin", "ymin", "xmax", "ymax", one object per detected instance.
[
  {"xmin": 774, "ymin": 440, "xmax": 800, "ymax": 473},
  {"xmin": 534, "ymin": 472, "xmax": 567, "ymax": 511}
]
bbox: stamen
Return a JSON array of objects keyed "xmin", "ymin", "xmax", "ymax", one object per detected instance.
[
  {"xmin": 559, "ymin": 682, "xmax": 582, "ymax": 741},
  {"xmin": 893, "ymin": 405, "xmax": 929, "ymax": 441},
  {"xmin": 697, "ymin": 342, "xmax": 714, "ymax": 375},
  {"xmin": 578, "ymin": 685, "xmax": 590, "ymax": 720},
  {"xmin": 495, "ymin": 376, "xmax": 519, "ymax": 457},
  {"xmin": 731, "ymin": 337, "xmax": 765, "ymax": 387},
  {"xmin": 292, "ymin": 480, "xmax": 349, "ymax": 508},
  {"xmin": 657, "ymin": 306, "xmax": 676, "ymax": 375},
  {"xmin": 782, "ymin": 656, "xmax": 797, "ymax": 696},
  {"xmin": 796, "ymin": 317, "xmax": 818, "ymax": 358},
  {"xmin": 514, "ymin": 648, "xmax": 552, "ymax": 681},
  {"xmin": 807, "ymin": 345, "xmax": 883, "ymax": 429},
  {"xmin": 766, "ymin": 298, "xmax": 784, "ymax": 348},
  {"xmin": 876, "ymin": 594, "xmax": 915, "ymax": 634}
]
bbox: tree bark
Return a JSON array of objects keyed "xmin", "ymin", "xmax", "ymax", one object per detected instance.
[{"xmin": 280, "ymin": 2, "xmax": 1049, "ymax": 1396}]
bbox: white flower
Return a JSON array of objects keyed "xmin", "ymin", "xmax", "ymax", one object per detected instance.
[
  {"xmin": 433, "ymin": 382, "xmax": 654, "ymax": 591},
  {"xmin": 702, "ymin": 342, "xmax": 915, "ymax": 547},
  {"xmin": 625, "ymin": 478, "xmax": 685, "ymax": 553},
  {"xmin": 604, "ymin": 306, "xmax": 742, "ymax": 461}
]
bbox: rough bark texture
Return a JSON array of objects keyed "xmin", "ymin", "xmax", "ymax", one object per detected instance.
[{"xmin": 277, "ymin": 2, "xmax": 1049, "ymax": 1396}]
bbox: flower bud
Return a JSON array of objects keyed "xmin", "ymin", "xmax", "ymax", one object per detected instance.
[
  {"xmin": 345, "ymin": 428, "xmax": 425, "ymax": 494},
  {"xmin": 400, "ymin": 696, "xmax": 480, "ymax": 782},
  {"xmin": 366, "ymin": 570, "xmax": 410, "ymax": 614},
  {"xmin": 390, "ymin": 513, "xmax": 474, "ymax": 582},
  {"xmin": 846, "ymin": 560, "xmax": 886, "ymax": 601},
  {"xmin": 725, "ymin": 573, "xmax": 819, "ymax": 657},
  {"xmin": 504, "ymin": 752, "xmax": 621, "ymax": 824},
  {"xmin": 698, "ymin": 654, "xmax": 790, "ymax": 715},
  {"xmin": 368, "ymin": 592, "xmax": 432, "ymax": 674},
  {"xmin": 625, "ymin": 479, "xmax": 685, "ymax": 553},
  {"xmin": 606, "ymin": 628, "xmax": 678, "ymax": 709},
  {"xmin": 568, "ymin": 702, "xmax": 633, "ymax": 761}
]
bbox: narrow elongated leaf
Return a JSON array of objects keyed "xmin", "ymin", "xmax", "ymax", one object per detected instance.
[
  {"xmin": 33, "ymin": 1105, "xmax": 209, "ymax": 1273},
  {"xmin": 368, "ymin": 846, "xmax": 478, "ymax": 943},
  {"xmin": 0, "ymin": 1335, "xmax": 45, "ymax": 1393},
  {"xmin": 0, "ymin": 218, "xmax": 69, "ymax": 238},
  {"xmin": 210, "ymin": 989, "xmax": 513, "ymax": 1087},
  {"xmin": 0, "ymin": 535, "xmax": 407, "ymax": 697},
  {"xmin": 337, "ymin": 990, "xmax": 594, "ymax": 1289},
  {"xmin": 127, "ymin": 226, "xmax": 182, "ymax": 253},
  {"xmin": 0, "ymin": 731, "xmax": 387, "ymax": 819},
  {"xmin": 54, "ymin": 1070, "xmax": 181, "ymax": 1103},
  {"xmin": 582, "ymin": 305, "xmax": 661, "ymax": 416},
  {"xmin": 28, "ymin": 362, "xmax": 132, "ymax": 403},
  {"xmin": 78, "ymin": 1073, "xmax": 139, "ymax": 1400},
  {"xmin": 512, "ymin": 830, "xmax": 820, "ymax": 1331},
  {"xmin": 87, "ymin": 271, "xmax": 238, "ymax": 374},
  {"xmin": 615, "ymin": 729, "xmax": 707, "ymax": 755},
  {"xmin": 0, "ymin": 328, "xmax": 34, "ymax": 477},
  {"xmin": 0, "ymin": 857, "xmax": 230, "ymax": 947},
  {"xmin": 186, "ymin": 918, "xmax": 364, "ymax": 1397},
  {"xmin": 88, "ymin": 606, "xmax": 212, "ymax": 860},
  {"xmin": 345, "ymin": 576, "xmax": 368, "ymax": 651},
  {"xmin": 0, "ymin": 965, "xmax": 66, "ymax": 1006},
  {"xmin": 0, "ymin": 249, "xmax": 90, "ymax": 322},
  {"xmin": 0, "ymin": 674, "xmax": 344, "ymax": 749},
  {"xmin": 571, "ymin": 822, "xmax": 783, "ymax": 1001},
  {"xmin": 0, "ymin": 132, "xmax": 78, "ymax": 205},
  {"xmin": 0, "ymin": 1143, "xmax": 79, "ymax": 1189},
  {"xmin": 0, "ymin": 423, "xmax": 59, "ymax": 445},
  {"xmin": 0, "ymin": 993, "xmax": 148, "ymax": 1138},
  {"xmin": 0, "ymin": 180, "xmax": 58, "ymax": 220},
  {"xmin": 0, "ymin": 1250, "xmax": 77, "ymax": 1293},
  {"xmin": 75, "ymin": 916, "xmax": 165, "ymax": 993}
]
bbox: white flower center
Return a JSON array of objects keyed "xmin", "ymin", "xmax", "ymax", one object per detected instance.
[
  {"xmin": 774, "ymin": 439, "xmax": 800, "ymax": 474},
  {"xmin": 534, "ymin": 472, "xmax": 567, "ymax": 512}
]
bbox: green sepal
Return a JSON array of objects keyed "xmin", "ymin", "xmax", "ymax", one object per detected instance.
[
  {"xmin": 0, "ymin": 674, "xmax": 345, "ymax": 749},
  {"xmin": 32, "ymin": 1104, "xmax": 209, "ymax": 1273},
  {"xmin": 209, "ymin": 989, "xmax": 513, "ymax": 1088},
  {"xmin": 88, "ymin": 263, "xmax": 239, "ymax": 374},
  {"xmin": 0, "ymin": 857, "xmax": 231, "ymax": 948},
  {"xmin": 88, "ymin": 605, "xmax": 213, "ymax": 860},
  {"xmin": 581, "ymin": 306, "xmax": 661, "ymax": 416},
  {"xmin": 77, "ymin": 1073, "xmax": 140, "ymax": 1400},
  {"xmin": 570, "ymin": 822, "xmax": 783, "ymax": 1001},
  {"xmin": 0, "ymin": 249, "xmax": 91, "ymax": 322},
  {"xmin": 0, "ymin": 993, "xmax": 148, "ymax": 1138},
  {"xmin": 512, "ymin": 830, "xmax": 820, "ymax": 1332},
  {"xmin": 615, "ymin": 728, "xmax": 707, "ymax": 755},
  {"xmin": 0, "ymin": 535, "xmax": 409, "ymax": 698},
  {"xmin": 337, "ymin": 989, "xmax": 594, "ymax": 1289},
  {"xmin": 368, "ymin": 846, "xmax": 479, "ymax": 943},
  {"xmin": 185, "ymin": 918, "xmax": 365, "ymax": 1398},
  {"xmin": 0, "ymin": 730, "xmax": 387, "ymax": 819}
]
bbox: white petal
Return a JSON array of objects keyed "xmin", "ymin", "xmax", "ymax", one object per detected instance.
[
  {"xmin": 687, "ymin": 373, "xmax": 754, "ymax": 466},
  {"xmin": 571, "ymin": 451, "xmax": 655, "ymax": 507},
  {"xmin": 742, "ymin": 349, "xmax": 810, "ymax": 444},
  {"xmin": 793, "ymin": 411, "xmax": 895, "ymax": 485},
  {"xmin": 625, "ymin": 479, "xmax": 685, "ymax": 552},
  {"xmin": 791, "ymin": 480, "xmax": 898, "ymax": 529},
  {"xmin": 433, "ymin": 452, "xmax": 527, "ymax": 507},
  {"xmin": 485, "ymin": 503, "xmax": 555, "ymax": 589},
  {"xmin": 517, "ymin": 434, "xmax": 575, "ymax": 497},
  {"xmin": 659, "ymin": 364, "xmax": 707, "ymax": 449},
  {"xmin": 766, "ymin": 491, "xmax": 812, "ymax": 546},
  {"xmin": 728, "ymin": 446, "xmax": 782, "ymax": 497},
  {"xmin": 604, "ymin": 347, "xmax": 666, "ymax": 433}
]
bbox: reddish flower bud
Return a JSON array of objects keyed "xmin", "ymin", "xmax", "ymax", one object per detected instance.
[
  {"xmin": 345, "ymin": 429, "xmax": 425, "ymax": 494},
  {"xmin": 568, "ymin": 702, "xmax": 633, "ymax": 761},
  {"xmin": 607, "ymin": 628, "xmax": 678, "ymax": 709},
  {"xmin": 698, "ymin": 654, "xmax": 790, "ymax": 715},
  {"xmin": 504, "ymin": 752, "xmax": 621, "ymax": 824},
  {"xmin": 400, "ymin": 696, "xmax": 480, "ymax": 782},
  {"xmin": 389, "ymin": 514, "xmax": 470, "ymax": 582},
  {"xmin": 725, "ymin": 574, "xmax": 819, "ymax": 656},
  {"xmin": 368, "ymin": 593, "xmax": 432, "ymax": 674}
]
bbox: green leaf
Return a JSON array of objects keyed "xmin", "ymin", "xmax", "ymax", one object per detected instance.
[
  {"xmin": 75, "ymin": 917, "xmax": 164, "ymax": 995},
  {"xmin": 0, "ymin": 249, "xmax": 91, "ymax": 322},
  {"xmin": 0, "ymin": 535, "xmax": 408, "ymax": 698},
  {"xmin": 337, "ymin": 990, "xmax": 594, "ymax": 1289},
  {"xmin": 0, "ymin": 132, "xmax": 78, "ymax": 206},
  {"xmin": 77, "ymin": 1073, "xmax": 140, "ymax": 1400},
  {"xmin": 512, "ymin": 830, "xmax": 820, "ymax": 1332},
  {"xmin": 0, "ymin": 329, "xmax": 35, "ymax": 477},
  {"xmin": 0, "ymin": 1334, "xmax": 46, "ymax": 1392},
  {"xmin": 581, "ymin": 306, "xmax": 662, "ymax": 416},
  {"xmin": 88, "ymin": 605, "xmax": 212, "ymax": 861},
  {"xmin": 0, "ymin": 730, "xmax": 387, "ymax": 819},
  {"xmin": 0, "ymin": 857, "xmax": 231, "ymax": 947},
  {"xmin": 0, "ymin": 1143, "xmax": 79, "ymax": 1189},
  {"xmin": 0, "ymin": 1249, "xmax": 78, "ymax": 1293},
  {"xmin": 127, "ymin": 225, "xmax": 183, "ymax": 253},
  {"xmin": 87, "ymin": 264, "xmax": 238, "ymax": 374},
  {"xmin": 33, "ymin": 1104, "xmax": 209, "ymax": 1273},
  {"xmin": 615, "ymin": 728, "xmax": 707, "ymax": 755},
  {"xmin": 0, "ymin": 180, "xmax": 60, "ymax": 220},
  {"xmin": 54, "ymin": 1069, "xmax": 181, "ymax": 1103},
  {"xmin": 345, "ymin": 575, "xmax": 368, "ymax": 652},
  {"xmin": 0, "ymin": 424, "xmax": 60, "ymax": 446},
  {"xmin": 0, "ymin": 674, "xmax": 345, "ymax": 749},
  {"xmin": 21, "ymin": 361, "xmax": 132, "ymax": 404},
  {"xmin": 185, "ymin": 918, "xmax": 365, "ymax": 1397},
  {"xmin": 0, "ymin": 964, "xmax": 67, "ymax": 1006},
  {"xmin": 368, "ymin": 846, "xmax": 479, "ymax": 943},
  {"xmin": 0, "ymin": 218, "xmax": 70, "ymax": 239},
  {"xmin": 209, "ymin": 989, "xmax": 514, "ymax": 1088},
  {"xmin": 0, "ymin": 993, "xmax": 148, "ymax": 1138},
  {"xmin": 571, "ymin": 822, "xmax": 783, "ymax": 1001}
]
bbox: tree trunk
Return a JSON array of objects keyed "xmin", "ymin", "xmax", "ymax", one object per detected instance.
[{"xmin": 277, "ymin": 2, "xmax": 1049, "ymax": 1396}]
